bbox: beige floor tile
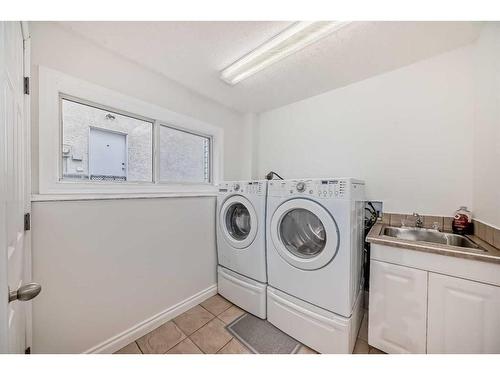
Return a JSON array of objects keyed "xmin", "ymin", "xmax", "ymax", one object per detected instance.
[
  {"xmin": 190, "ymin": 318, "xmax": 233, "ymax": 354},
  {"xmin": 114, "ymin": 341, "xmax": 142, "ymax": 354},
  {"xmin": 173, "ymin": 305, "xmax": 215, "ymax": 335},
  {"xmin": 166, "ymin": 338, "xmax": 203, "ymax": 354},
  {"xmin": 218, "ymin": 305, "xmax": 245, "ymax": 324},
  {"xmin": 296, "ymin": 345, "xmax": 318, "ymax": 354},
  {"xmin": 136, "ymin": 321, "xmax": 186, "ymax": 354},
  {"xmin": 369, "ymin": 346, "xmax": 385, "ymax": 354},
  {"xmin": 353, "ymin": 339, "xmax": 369, "ymax": 354},
  {"xmin": 217, "ymin": 339, "xmax": 251, "ymax": 354},
  {"xmin": 200, "ymin": 294, "xmax": 232, "ymax": 316},
  {"xmin": 358, "ymin": 311, "xmax": 368, "ymax": 342}
]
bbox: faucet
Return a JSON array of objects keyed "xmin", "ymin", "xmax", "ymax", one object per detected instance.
[{"xmin": 412, "ymin": 212, "xmax": 424, "ymax": 228}]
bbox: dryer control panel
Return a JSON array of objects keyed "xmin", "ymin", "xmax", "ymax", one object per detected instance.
[
  {"xmin": 218, "ymin": 181, "xmax": 266, "ymax": 196},
  {"xmin": 268, "ymin": 178, "xmax": 364, "ymax": 200}
]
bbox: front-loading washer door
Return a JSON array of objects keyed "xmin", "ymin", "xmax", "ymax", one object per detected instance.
[
  {"xmin": 220, "ymin": 195, "xmax": 258, "ymax": 249},
  {"xmin": 270, "ymin": 198, "xmax": 339, "ymax": 270}
]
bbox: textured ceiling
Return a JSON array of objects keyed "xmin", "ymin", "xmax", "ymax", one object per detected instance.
[{"xmin": 57, "ymin": 21, "xmax": 483, "ymax": 113}]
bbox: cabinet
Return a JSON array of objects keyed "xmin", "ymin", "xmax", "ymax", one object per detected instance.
[
  {"xmin": 427, "ymin": 273, "xmax": 500, "ymax": 353},
  {"xmin": 368, "ymin": 260, "xmax": 428, "ymax": 353},
  {"xmin": 369, "ymin": 250, "xmax": 500, "ymax": 354}
]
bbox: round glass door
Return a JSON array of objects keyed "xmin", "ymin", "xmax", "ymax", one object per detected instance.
[
  {"xmin": 270, "ymin": 199, "xmax": 339, "ymax": 270},
  {"xmin": 225, "ymin": 203, "xmax": 251, "ymax": 241},
  {"xmin": 280, "ymin": 209, "xmax": 326, "ymax": 258},
  {"xmin": 220, "ymin": 195, "xmax": 258, "ymax": 249}
]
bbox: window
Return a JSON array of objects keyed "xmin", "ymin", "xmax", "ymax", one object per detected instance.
[
  {"xmin": 159, "ymin": 125, "xmax": 211, "ymax": 184},
  {"xmin": 61, "ymin": 98, "xmax": 153, "ymax": 182},
  {"xmin": 38, "ymin": 67, "xmax": 222, "ymax": 196},
  {"xmin": 60, "ymin": 97, "xmax": 212, "ymax": 185}
]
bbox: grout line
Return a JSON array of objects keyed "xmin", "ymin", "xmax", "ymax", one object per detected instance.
[
  {"xmin": 127, "ymin": 300, "xmax": 236, "ymax": 355},
  {"xmin": 159, "ymin": 321, "xmax": 188, "ymax": 354},
  {"xmin": 173, "ymin": 304, "xmax": 216, "ymax": 337},
  {"xmin": 187, "ymin": 337, "xmax": 206, "ymax": 354},
  {"xmin": 185, "ymin": 304, "xmax": 235, "ymax": 354},
  {"xmin": 216, "ymin": 338, "xmax": 233, "ymax": 354},
  {"xmin": 134, "ymin": 341, "xmax": 144, "ymax": 354},
  {"xmin": 168, "ymin": 337, "xmax": 204, "ymax": 354},
  {"xmin": 215, "ymin": 303, "xmax": 233, "ymax": 316},
  {"xmin": 185, "ymin": 314, "xmax": 217, "ymax": 337}
]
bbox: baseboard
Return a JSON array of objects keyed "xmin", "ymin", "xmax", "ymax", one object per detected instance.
[{"xmin": 84, "ymin": 284, "xmax": 217, "ymax": 354}]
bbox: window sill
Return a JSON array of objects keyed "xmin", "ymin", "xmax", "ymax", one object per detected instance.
[{"xmin": 31, "ymin": 191, "xmax": 217, "ymax": 202}]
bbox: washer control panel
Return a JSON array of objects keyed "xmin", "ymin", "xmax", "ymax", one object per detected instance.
[
  {"xmin": 218, "ymin": 181, "xmax": 266, "ymax": 196},
  {"xmin": 268, "ymin": 179, "xmax": 351, "ymax": 199}
]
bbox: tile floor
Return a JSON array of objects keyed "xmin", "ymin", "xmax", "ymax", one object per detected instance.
[{"xmin": 114, "ymin": 294, "xmax": 384, "ymax": 354}]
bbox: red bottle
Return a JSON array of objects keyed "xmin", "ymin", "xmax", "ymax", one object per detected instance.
[{"xmin": 452, "ymin": 206, "xmax": 472, "ymax": 235}]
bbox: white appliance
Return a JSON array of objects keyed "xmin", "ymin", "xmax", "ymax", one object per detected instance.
[
  {"xmin": 216, "ymin": 180, "xmax": 267, "ymax": 318},
  {"xmin": 266, "ymin": 178, "xmax": 365, "ymax": 353}
]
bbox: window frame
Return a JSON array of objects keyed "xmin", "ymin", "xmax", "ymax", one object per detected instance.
[
  {"xmin": 38, "ymin": 66, "xmax": 222, "ymax": 197},
  {"xmin": 60, "ymin": 94, "xmax": 156, "ymax": 184},
  {"xmin": 157, "ymin": 122, "xmax": 213, "ymax": 185}
]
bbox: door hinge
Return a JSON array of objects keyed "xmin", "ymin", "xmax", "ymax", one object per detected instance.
[
  {"xmin": 24, "ymin": 77, "xmax": 30, "ymax": 95},
  {"xmin": 24, "ymin": 213, "xmax": 31, "ymax": 231},
  {"xmin": 25, "ymin": 347, "xmax": 31, "ymax": 354}
]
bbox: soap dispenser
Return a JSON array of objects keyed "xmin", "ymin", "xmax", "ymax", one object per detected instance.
[{"xmin": 452, "ymin": 206, "xmax": 472, "ymax": 235}]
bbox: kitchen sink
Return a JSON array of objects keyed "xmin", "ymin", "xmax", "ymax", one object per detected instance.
[{"xmin": 383, "ymin": 226, "xmax": 482, "ymax": 250}]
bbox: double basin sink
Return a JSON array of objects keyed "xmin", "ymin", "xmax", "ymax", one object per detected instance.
[{"xmin": 383, "ymin": 226, "xmax": 483, "ymax": 250}]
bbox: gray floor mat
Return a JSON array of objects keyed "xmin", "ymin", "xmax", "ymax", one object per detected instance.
[{"xmin": 226, "ymin": 313, "xmax": 300, "ymax": 354}]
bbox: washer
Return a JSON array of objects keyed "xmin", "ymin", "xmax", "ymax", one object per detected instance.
[
  {"xmin": 266, "ymin": 178, "xmax": 365, "ymax": 353},
  {"xmin": 216, "ymin": 180, "xmax": 267, "ymax": 318}
]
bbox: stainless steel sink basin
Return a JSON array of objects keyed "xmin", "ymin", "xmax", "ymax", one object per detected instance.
[{"xmin": 383, "ymin": 226, "xmax": 482, "ymax": 250}]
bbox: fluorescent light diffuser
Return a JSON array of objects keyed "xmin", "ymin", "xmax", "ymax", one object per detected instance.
[{"xmin": 220, "ymin": 21, "xmax": 350, "ymax": 85}]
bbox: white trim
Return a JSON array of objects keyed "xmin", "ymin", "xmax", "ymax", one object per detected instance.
[
  {"xmin": 31, "ymin": 192, "xmax": 217, "ymax": 202},
  {"xmin": 38, "ymin": 66, "xmax": 223, "ymax": 195},
  {"xmin": 84, "ymin": 284, "xmax": 217, "ymax": 354},
  {"xmin": 22, "ymin": 22, "xmax": 33, "ymax": 353}
]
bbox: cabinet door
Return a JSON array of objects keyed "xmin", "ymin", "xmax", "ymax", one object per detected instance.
[
  {"xmin": 368, "ymin": 260, "xmax": 428, "ymax": 353},
  {"xmin": 428, "ymin": 273, "xmax": 500, "ymax": 353}
]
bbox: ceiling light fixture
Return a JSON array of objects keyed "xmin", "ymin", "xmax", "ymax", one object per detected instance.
[{"xmin": 220, "ymin": 21, "xmax": 351, "ymax": 85}]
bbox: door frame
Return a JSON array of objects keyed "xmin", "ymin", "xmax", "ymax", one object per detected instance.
[
  {"xmin": 21, "ymin": 21, "xmax": 32, "ymax": 354},
  {"xmin": 0, "ymin": 21, "xmax": 32, "ymax": 354}
]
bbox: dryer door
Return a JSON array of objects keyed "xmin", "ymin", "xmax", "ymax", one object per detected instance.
[
  {"xmin": 270, "ymin": 198, "xmax": 339, "ymax": 270},
  {"xmin": 220, "ymin": 195, "xmax": 258, "ymax": 249}
]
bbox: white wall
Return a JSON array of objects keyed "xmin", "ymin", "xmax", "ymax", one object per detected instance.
[
  {"xmin": 32, "ymin": 198, "xmax": 217, "ymax": 353},
  {"xmin": 255, "ymin": 45, "xmax": 476, "ymax": 216},
  {"xmin": 473, "ymin": 23, "xmax": 500, "ymax": 228},
  {"xmin": 28, "ymin": 22, "xmax": 248, "ymax": 353}
]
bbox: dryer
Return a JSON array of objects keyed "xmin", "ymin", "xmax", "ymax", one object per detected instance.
[
  {"xmin": 266, "ymin": 178, "xmax": 365, "ymax": 353},
  {"xmin": 216, "ymin": 180, "xmax": 267, "ymax": 318}
]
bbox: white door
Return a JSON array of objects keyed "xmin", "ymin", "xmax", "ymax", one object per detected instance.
[
  {"xmin": 427, "ymin": 273, "xmax": 500, "ymax": 354},
  {"xmin": 0, "ymin": 22, "xmax": 38, "ymax": 354},
  {"xmin": 270, "ymin": 199, "xmax": 339, "ymax": 270},
  {"xmin": 89, "ymin": 127, "xmax": 127, "ymax": 180},
  {"xmin": 368, "ymin": 260, "xmax": 428, "ymax": 354}
]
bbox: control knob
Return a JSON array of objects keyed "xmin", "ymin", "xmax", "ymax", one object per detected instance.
[
  {"xmin": 234, "ymin": 183, "xmax": 240, "ymax": 191},
  {"xmin": 296, "ymin": 181, "xmax": 306, "ymax": 192}
]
